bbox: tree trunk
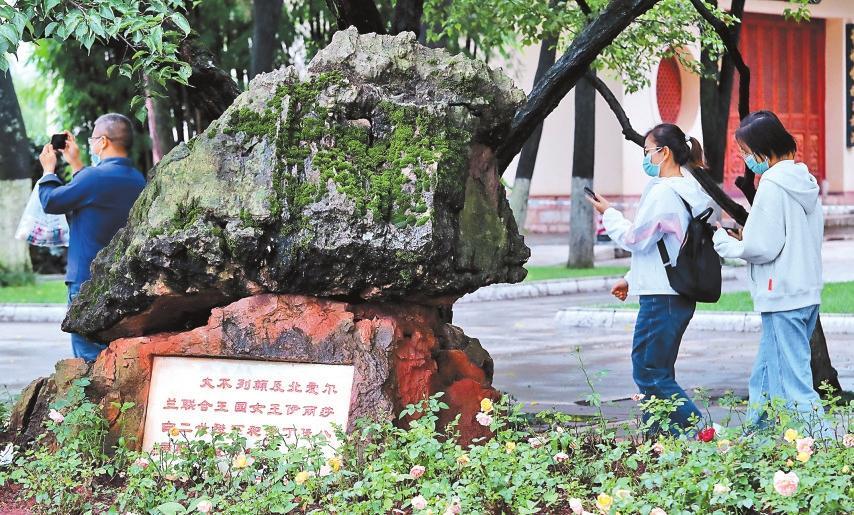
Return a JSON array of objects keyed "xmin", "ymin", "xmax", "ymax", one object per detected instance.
[
  {"xmin": 325, "ymin": 0, "xmax": 386, "ymax": 34},
  {"xmin": 508, "ymin": 34, "xmax": 558, "ymax": 230},
  {"xmin": 250, "ymin": 0, "xmax": 285, "ymax": 79},
  {"xmin": 177, "ymin": 36, "xmax": 242, "ymax": 131},
  {"xmin": 0, "ymin": 71, "xmax": 33, "ymax": 274},
  {"xmin": 567, "ymin": 73, "xmax": 596, "ymax": 268},
  {"xmin": 391, "ymin": 0, "xmax": 424, "ymax": 36},
  {"xmin": 145, "ymin": 77, "xmax": 176, "ymax": 164}
]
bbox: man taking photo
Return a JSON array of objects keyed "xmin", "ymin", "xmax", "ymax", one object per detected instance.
[{"xmin": 37, "ymin": 113, "xmax": 146, "ymax": 362}]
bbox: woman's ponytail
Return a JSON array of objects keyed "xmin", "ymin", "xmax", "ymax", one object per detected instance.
[
  {"xmin": 645, "ymin": 124, "xmax": 708, "ymax": 170},
  {"xmin": 687, "ymin": 136, "xmax": 706, "ymax": 170}
]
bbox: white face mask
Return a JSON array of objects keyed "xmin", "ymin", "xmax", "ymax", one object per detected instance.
[{"xmin": 89, "ymin": 136, "xmax": 105, "ymax": 165}]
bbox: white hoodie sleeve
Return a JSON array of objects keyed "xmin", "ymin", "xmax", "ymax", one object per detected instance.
[
  {"xmin": 602, "ymin": 186, "xmax": 687, "ymax": 254},
  {"xmin": 712, "ymin": 182, "xmax": 785, "ymax": 264}
]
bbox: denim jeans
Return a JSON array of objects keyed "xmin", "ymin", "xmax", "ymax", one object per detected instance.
[
  {"xmin": 747, "ymin": 305, "xmax": 826, "ymax": 430},
  {"xmin": 67, "ymin": 282, "xmax": 107, "ymax": 362},
  {"xmin": 633, "ymin": 294, "xmax": 702, "ymax": 433}
]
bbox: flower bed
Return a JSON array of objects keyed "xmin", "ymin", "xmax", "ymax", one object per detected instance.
[{"xmin": 0, "ymin": 379, "xmax": 852, "ymax": 514}]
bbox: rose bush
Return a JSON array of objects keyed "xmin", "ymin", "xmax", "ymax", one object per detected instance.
[{"xmin": 0, "ymin": 381, "xmax": 852, "ymax": 514}]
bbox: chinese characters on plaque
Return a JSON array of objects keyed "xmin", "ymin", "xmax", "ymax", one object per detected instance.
[{"xmin": 142, "ymin": 357, "xmax": 354, "ymax": 453}]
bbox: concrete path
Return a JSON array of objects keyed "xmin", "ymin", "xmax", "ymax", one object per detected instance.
[
  {"xmin": 2, "ymin": 284, "xmax": 852, "ymax": 425},
  {"xmin": 453, "ymin": 293, "xmax": 854, "ymax": 421}
]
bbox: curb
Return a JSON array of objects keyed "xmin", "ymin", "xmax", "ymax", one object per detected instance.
[
  {"xmin": 555, "ymin": 308, "xmax": 854, "ymax": 334},
  {"xmin": 459, "ymin": 268, "xmax": 739, "ymax": 303},
  {"xmin": 0, "ymin": 304, "xmax": 66, "ymax": 323}
]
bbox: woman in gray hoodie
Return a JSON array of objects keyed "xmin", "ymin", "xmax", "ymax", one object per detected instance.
[{"xmin": 713, "ymin": 111, "xmax": 825, "ymax": 431}]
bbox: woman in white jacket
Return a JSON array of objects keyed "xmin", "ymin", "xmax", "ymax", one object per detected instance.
[
  {"xmin": 713, "ymin": 111, "xmax": 825, "ymax": 430},
  {"xmin": 589, "ymin": 124, "xmax": 712, "ymax": 434}
]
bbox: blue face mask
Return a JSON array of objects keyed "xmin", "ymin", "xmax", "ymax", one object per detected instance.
[
  {"xmin": 743, "ymin": 154, "xmax": 770, "ymax": 175},
  {"xmin": 642, "ymin": 148, "xmax": 663, "ymax": 177},
  {"xmin": 91, "ymin": 150, "xmax": 101, "ymax": 166}
]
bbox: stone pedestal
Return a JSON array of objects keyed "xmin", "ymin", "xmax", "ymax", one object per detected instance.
[{"xmin": 6, "ymin": 294, "xmax": 498, "ymax": 448}]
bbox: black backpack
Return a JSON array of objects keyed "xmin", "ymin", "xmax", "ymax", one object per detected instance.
[{"xmin": 656, "ymin": 197, "xmax": 722, "ymax": 303}]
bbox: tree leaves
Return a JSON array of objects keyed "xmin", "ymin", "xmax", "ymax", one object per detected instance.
[{"xmin": 1, "ymin": 0, "xmax": 197, "ymax": 122}]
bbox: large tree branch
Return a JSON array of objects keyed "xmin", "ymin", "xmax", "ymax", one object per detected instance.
[
  {"xmin": 689, "ymin": 0, "xmax": 749, "ymax": 120},
  {"xmin": 325, "ymin": 0, "xmax": 386, "ymax": 34},
  {"xmin": 496, "ymin": 0, "xmax": 660, "ymax": 170},
  {"xmin": 586, "ymin": 72, "xmax": 644, "ymax": 146},
  {"xmin": 392, "ymin": 0, "xmax": 424, "ymax": 36},
  {"xmin": 591, "ymin": 71, "xmax": 750, "ymax": 225}
]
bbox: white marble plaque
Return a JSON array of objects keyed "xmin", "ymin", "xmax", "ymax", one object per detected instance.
[{"xmin": 142, "ymin": 356, "xmax": 354, "ymax": 453}]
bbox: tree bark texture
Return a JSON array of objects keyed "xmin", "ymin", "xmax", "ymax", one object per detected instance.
[
  {"xmin": 508, "ymin": 33, "xmax": 558, "ymax": 230},
  {"xmin": 145, "ymin": 77, "xmax": 177, "ymax": 164},
  {"xmin": 250, "ymin": 0, "xmax": 285, "ymax": 78},
  {"xmin": 325, "ymin": 0, "xmax": 386, "ymax": 34},
  {"xmin": 391, "ymin": 0, "xmax": 424, "ymax": 36},
  {"xmin": 567, "ymin": 73, "xmax": 596, "ymax": 268},
  {"xmin": 178, "ymin": 36, "xmax": 242, "ymax": 132},
  {"xmin": 0, "ymin": 71, "xmax": 34, "ymax": 272}
]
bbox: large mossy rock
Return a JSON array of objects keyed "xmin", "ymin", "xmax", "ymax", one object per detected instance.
[{"xmin": 65, "ymin": 28, "xmax": 529, "ymax": 341}]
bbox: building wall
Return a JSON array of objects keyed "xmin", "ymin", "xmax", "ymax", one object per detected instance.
[{"xmin": 500, "ymin": 0, "xmax": 854, "ymax": 205}]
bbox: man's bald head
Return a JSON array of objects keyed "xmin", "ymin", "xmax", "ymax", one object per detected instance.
[{"xmin": 93, "ymin": 113, "xmax": 134, "ymax": 152}]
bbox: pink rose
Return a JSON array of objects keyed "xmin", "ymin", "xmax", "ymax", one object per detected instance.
[
  {"xmin": 843, "ymin": 434, "xmax": 854, "ymax": 448},
  {"xmin": 773, "ymin": 470, "xmax": 799, "ymax": 497},
  {"xmin": 652, "ymin": 441, "xmax": 665, "ymax": 455},
  {"xmin": 48, "ymin": 409, "xmax": 64, "ymax": 424},
  {"xmin": 409, "ymin": 465, "xmax": 426, "ymax": 479},
  {"xmin": 196, "ymin": 500, "xmax": 213, "ymax": 513},
  {"xmin": 650, "ymin": 509, "xmax": 667, "ymax": 515},
  {"xmin": 795, "ymin": 437, "xmax": 814, "ymax": 455},
  {"xmin": 411, "ymin": 495, "xmax": 428, "ymax": 510},
  {"xmin": 631, "ymin": 393, "xmax": 645, "ymax": 401},
  {"xmin": 568, "ymin": 498, "xmax": 583, "ymax": 514},
  {"xmin": 528, "ymin": 437, "xmax": 543, "ymax": 448},
  {"xmin": 443, "ymin": 498, "xmax": 461, "ymax": 515},
  {"xmin": 475, "ymin": 412, "xmax": 493, "ymax": 427},
  {"xmin": 553, "ymin": 452, "xmax": 569, "ymax": 463}
]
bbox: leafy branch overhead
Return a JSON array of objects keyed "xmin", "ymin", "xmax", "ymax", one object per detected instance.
[{"xmin": 0, "ymin": 0, "xmax": 198, "ymax": 121}]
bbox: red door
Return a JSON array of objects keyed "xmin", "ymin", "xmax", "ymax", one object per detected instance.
[{"xmin": 724, "ymin": 13, "xmax": 826, "ymax": 190}]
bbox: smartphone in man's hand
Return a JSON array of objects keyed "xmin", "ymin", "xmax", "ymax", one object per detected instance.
[{"xmin": 51, "ymin": 133, "xmax": 68, "ymax": 151}]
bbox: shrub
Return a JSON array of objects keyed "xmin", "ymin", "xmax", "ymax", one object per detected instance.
[{"xmin": 0, "ymin": 383, "xmax": 851, "ymax": 514}]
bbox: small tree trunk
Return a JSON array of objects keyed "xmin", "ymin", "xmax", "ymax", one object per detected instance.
[
  {"xmin": 250, "ymin": 0, "xmax": 285, "ymax": 79},
  {"xmin": 145, "ymin": 77, "xmax": 176, "ymax": 164},
  {"xmin": 508, "ymin": 34, "xmax": 558, "ymax": 230},
  {"xmin": 391, "ymin": 0, "xmax": 424, "ymax": 36},
  {"xmin": 567, "ymin": 73, "xmax": 595, "ymax": 268},
  {"xmin": 0, "ymin": 71, "xmax": 33, "ymax": 274},
  {"xmin": 809, "ymin": 316, "xmax": 842, "ymax": 396}
]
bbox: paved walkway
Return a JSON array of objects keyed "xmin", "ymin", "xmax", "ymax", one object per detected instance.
[{"xmin": 453, "ymin": 292, "xmax": 854, "ymax": 421}]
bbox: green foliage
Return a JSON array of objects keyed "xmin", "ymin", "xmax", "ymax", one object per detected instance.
[
  {"xmin": 523, "ymin": 265, "xmax": 629, "ymax": 282},
  {"xmin": 0, "ymin": 0, "xmax": 194, "ymax": 117},
  {"xmin": 0, "ymin": 263, "xmax": 36, "ymax": 288},
  {"xmin": 1, "ymin": 383, "xmax": 852, "ymax": 514}
]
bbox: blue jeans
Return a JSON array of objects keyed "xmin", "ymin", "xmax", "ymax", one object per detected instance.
[
  {"xmin": 633, "ymin": 295, "xmax": 702, "ymax": 433},
  {"xmin": 747, "ymin": 305, "xmax": 825, "ymax": 429},
  {"xmin": 67, "ymin": 282, "xmax": 107, "ymax": 362}
]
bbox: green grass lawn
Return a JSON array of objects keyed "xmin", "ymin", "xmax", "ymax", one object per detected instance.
[
  {"xmin": 523, "ymin": 265, "xmax": 628, "ymax": 282},
  {"xmin": 618, "ymin": 281, "xmax": 854, "ymax": 314},
  {"xmin": 0, "ymin": 279, "xmax": 66, "ymax": 304}
]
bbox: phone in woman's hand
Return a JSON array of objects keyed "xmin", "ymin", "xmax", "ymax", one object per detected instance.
[{"xmin": 583, "ymin": 186, "xmax": 598, "ymax": 200}]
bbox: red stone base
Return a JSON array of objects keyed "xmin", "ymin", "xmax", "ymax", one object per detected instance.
[{"xmin": 6, "ymin": 294, "xmax": 498, "ymax": 448}]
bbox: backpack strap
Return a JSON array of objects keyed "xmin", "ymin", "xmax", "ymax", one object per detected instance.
[{"xmin": 657, "ymin": 239, "xmax": 672, "ymax": 267}]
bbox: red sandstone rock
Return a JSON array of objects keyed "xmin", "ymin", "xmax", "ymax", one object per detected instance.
[{"xmin": 5, "ymin": 294, "xmax": 497, "ymax": 448}]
